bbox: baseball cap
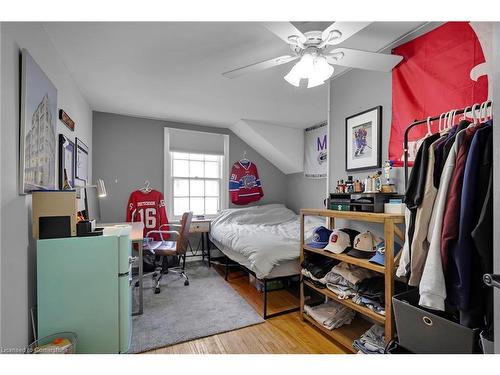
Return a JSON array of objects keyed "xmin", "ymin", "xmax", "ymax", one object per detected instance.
[
  {"xmin": 346, "ymin": 231, "xmax": 380, "ymax": 259},
  {"xmin": 339, "ymin": 228, "xmax": 360, "ymax": 245},
  {"xmin": 324, "ymin": 229, "xmax": 351, "ymax": 254},
  {"xmin": 369, "ymin": 241, "xmax": 403, "ymax": 266},
  {"xmin": 307, "ymin": 226, "xmax": 333, "ymax": 249}
]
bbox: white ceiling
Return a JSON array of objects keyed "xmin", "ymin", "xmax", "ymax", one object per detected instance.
[{"xmin": 42, "ymin": 22, "xmax": 426, "ymax": 129}]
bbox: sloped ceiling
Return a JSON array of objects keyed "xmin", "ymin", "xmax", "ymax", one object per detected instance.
[{"xmin": 42, "ymin": 21, "xmax": 430, "ymax": 173}]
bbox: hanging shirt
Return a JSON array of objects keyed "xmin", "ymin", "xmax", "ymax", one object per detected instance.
[
  {"xmin": 126, "ymin": 189, "xmax": 169, "ymax": 239},
  {"xmin": 229, "ymin": 161, "xmax": 264, "ymax": 205}
]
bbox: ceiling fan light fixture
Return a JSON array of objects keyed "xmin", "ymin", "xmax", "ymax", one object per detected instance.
[
  {"xmin": 284, "ymin": 65, "xmax": 302, "ymax": 87},
  {"xmin": 314, "ymin": 56, "xmax": 334, "ymax": 81}
]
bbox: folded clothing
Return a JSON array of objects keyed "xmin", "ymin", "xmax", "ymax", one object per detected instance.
[
  {"xmin": 355, "ymin": 276, "xmax": 385, "ymax": 304},
  {"xmin": 353, "ymin": 324, "xmax": 385, "ymax": 354},
  {"xmin": 328, "ymin": 262, "xmax": 378, "ymax": 286},
  {"xmin": 352, "ymin": 294, "xmax": 385, "ymax": 315},
  {"xmin": 301, "ymin": 268, "xmax": 327, "ymax": 288},
  {"xmin": 322, "ymin": 262, "xmax": 377, "ymax": 301},
  {"xmin": 301, "ymin": 254, "xmax": 336, "ymax": 280},
  {"xmin": 304, "ymin": 300, "xmax": 355, "ymax": 330}
]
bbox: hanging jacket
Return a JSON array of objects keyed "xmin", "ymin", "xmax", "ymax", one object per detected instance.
[
  {"xmin": 447, "ymin": 124, "xmax": 492, "ymax": 314},
  {"xmin": 408, "ymin": 138, "xmax": 442, "ymax": 286},
  {"xmin": 418, "ymin": 129, "xmax": 466, "ymax": 310},
  {"xmin": 436, "ymin": 120, "xmax": 470, "ymax": 184},
  {"xmin": 471, "ymin": 162, "xmax": 493, "ymax": 334},
  {"xmin": 440, "ymin": 123, "xmax": 485, "ymax": 271},
  {"xmin": 397, "ymin": 133, "xmax": 440, "ymax": 279}
]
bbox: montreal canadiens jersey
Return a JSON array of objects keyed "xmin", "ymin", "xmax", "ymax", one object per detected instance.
[
  {"xmin": 126, "ymin": 189, "xmax": 169, "ymax": 239},
  {"xmin": 229, "ymin": 161, "xmax": 264, "ymax": 205}
]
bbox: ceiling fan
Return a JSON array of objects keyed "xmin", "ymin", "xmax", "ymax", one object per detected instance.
[{"xmin": 222, "ymin": 22, "xmax": 404, "ymax": 88}]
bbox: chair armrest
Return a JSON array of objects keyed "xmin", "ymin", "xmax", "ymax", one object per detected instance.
[{"xmin": 145, "ymin": 230, "xmax": 180, "ymax": 242}]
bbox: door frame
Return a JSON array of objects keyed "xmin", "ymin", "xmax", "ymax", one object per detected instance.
[{"xmin": 493, "ymin": 21, "xmax": 500, "ymax": 354}]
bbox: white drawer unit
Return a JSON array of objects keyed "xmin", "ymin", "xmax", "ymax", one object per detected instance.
[{"xmin": 190, "ymin": 220, "xmax": 211, "ymax": 233}]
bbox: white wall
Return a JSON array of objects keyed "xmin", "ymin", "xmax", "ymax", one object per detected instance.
[
  {"xmin": 231, "ymin": 119, "xmax": 304, "ymax": 174},
  {"xmin": 0, "ymin": 22, "xmax": 92, "ymax": 349}
]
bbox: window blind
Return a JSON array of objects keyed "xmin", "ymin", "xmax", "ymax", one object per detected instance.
[{"xmin": 167, "ymin": 128, "xmax": 225, "ymax": 155}]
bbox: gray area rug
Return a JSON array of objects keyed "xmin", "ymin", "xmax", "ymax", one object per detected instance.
[{"xmin": 129, "ymin": 261, "xmax": 264, "ymax": 353}]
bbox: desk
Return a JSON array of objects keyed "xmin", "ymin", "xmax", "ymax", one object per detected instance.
[
  {"xmin": 99, "ymin": 222, "xmax": 145, "ymax": 316},
  {"xmin": 190, "ymin": 218, "xmax": 212, "ymax": 266}
]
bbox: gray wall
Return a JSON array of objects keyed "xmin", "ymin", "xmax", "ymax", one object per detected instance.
[
  {"xmin": 328, "ymin": 69, "xmax": 404, "ymax": 194},
  {"xmin": 92, "ymin": 111, "xmax": 287, "ymax": 223},
  {"xmin": 285, "ymin": 173, "xmax": 326, "ymax": 213},
  {"xmin": 1, "ymin": 23, "xmax": 92, "ymax": 349},
  {"xmin": 326, "ymin": 69, "xmax": 405, "ymax": 236}
]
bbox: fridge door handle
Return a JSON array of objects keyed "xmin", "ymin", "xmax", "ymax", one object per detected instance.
[{"xmin": 483, "ymin": 273, "xmax": 500, "ymax": 289}]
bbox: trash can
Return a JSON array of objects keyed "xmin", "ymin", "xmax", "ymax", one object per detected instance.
[{"xmin": 26, "ymin": 332, "xmax": 77, "ymax": 354}]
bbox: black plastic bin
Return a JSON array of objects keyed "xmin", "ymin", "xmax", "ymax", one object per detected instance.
[{"xmin": 392, "ymin": 289, "xmax": 480, "ymax": 354}]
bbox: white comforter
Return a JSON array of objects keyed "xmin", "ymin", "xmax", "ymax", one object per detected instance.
[{"xmin": 210, "ymin": 204, "xmax": 324, "ymax": 278}]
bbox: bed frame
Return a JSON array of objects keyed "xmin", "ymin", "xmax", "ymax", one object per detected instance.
[{"xmin": 221, "ymin": 254, "xmax": 300, "ymax": 319}]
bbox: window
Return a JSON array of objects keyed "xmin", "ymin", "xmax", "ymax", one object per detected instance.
[{"xmin": 171, "ymin": 152, "xmax": 222, "ymax": 217}]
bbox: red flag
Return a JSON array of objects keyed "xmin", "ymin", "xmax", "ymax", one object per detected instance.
[{"xmin": 389, "ymin": 22, "xmax": 489, "ymax": 167}]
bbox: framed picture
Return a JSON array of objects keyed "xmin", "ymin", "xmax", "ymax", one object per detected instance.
[
  {"xmin": 75, "ymin": 137, "xmax": 89, "ymax": 181},
  {"xmin": 345, "ymin": 106, "xmax": 382, "ymax": 172},
  {"xmin": 59, "ymin": 109, "xmax": 75, "ymax": 131},
  {"xmin": 58, "ymin": 134, "xmax": 75, "ymax": 189},
  {"xmin": 19, "ymin": 49, "xmax": 58, "ymax": 194}
]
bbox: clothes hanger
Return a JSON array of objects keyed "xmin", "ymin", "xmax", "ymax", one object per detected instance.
[
  {"xmin": 461, "ymin": 105, "xmax": 471, "ymax": 121},
  {"xmin": 140, "ymin": 180, "xmax": 152, "ymax": 193},
  {"xmin": 447, "ymin": 109, "xmax": 458, "ymax": 130},
  {"xmin": 425, "ymin": 116, "xmax": 432, "ymax": 137},
  {"xmin": 479, "ymin": 101, "xmax": 487, "ymax": 123},
  {"xmin": 438, "ymin": 112, "xmax": 445, "ymax": 133},
  {"xmin": 240, "ymin": 150, "xmax": 249, "ymax": 164},
  {"xmin": 470, "ymin": 103, "xmax": 480, "ymax": 125}
]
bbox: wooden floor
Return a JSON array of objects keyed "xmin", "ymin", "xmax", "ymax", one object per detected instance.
[{"xmin": 146, "ymin": 264, "xmax": 349, "ymax": 354}]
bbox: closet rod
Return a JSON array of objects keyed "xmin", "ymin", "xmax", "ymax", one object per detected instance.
[{"xmin": 403, "ymin": 101, "xmax": 493, "ymax": 191}]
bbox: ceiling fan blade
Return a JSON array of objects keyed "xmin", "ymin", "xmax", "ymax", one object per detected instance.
[
  {"xmin": 262, "ymin": 22, "xmax": 307, "ymax": 44},
  {"xmin": 322, "ymin": 22, "xmax": 372, "ymax": 45},
  {"xmin": 222, "ymin": 55, "xmax": 298, "ymax": 79},
  {"xmin": 326, "ymin": 48, "xmax": 403, "ymax": 72}
]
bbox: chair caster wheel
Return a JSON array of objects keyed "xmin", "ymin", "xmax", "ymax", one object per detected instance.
[
  {"xmin": 154, "ymin": 287, "xmax": 161, "ymax": 294},
  {"xmin": 184, "ymin": 280, "xmax": 189, "ymax": 286}
]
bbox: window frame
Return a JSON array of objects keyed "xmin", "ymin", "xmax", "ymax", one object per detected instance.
[
  {"xmin": 171, "ymin": 152, "xmax": 222, "ymax": 218},
  {"xmin": 164, "ymin": 128, "xmax": 229, "ymax": 220}
]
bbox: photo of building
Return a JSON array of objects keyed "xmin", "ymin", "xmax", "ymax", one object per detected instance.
[
  {"xmin": 24, "ymin": 94, "xmax": 56, "ymax": 190},
  {"xmin": 20, "ymin": 49, "xmax": 57, "ymax": 193}
]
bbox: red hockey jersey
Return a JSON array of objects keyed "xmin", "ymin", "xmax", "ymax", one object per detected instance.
[
  {"xmin": 126, "ymin": 189, "xmax": 169, "ymax": 239},
  {"xmin": 229, "ymin": 161, "xmax": 264, "ymax": 205}
]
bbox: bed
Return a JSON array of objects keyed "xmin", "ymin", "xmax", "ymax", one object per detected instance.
[{"xmin": 209, "ymin": 204, "xmax": 324, "ymax": 318}]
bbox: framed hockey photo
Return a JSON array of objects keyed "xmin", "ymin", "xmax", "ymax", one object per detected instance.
[
  {"xmin": 58, "ymin": 134, "xmax": 75, "ymax": 189},
  {"xmin": 19, "ymin": 49, "xmax": 58, "ymax": 194},
  {"xmin": 75, "ymin": 137, "xmax": 89, "ymax": 181},
  {"xmin": 345, "ymin": 106, "xmax": 382, "ymax": 172}
]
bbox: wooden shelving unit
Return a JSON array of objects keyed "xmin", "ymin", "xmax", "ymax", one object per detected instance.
[{"xmin": 300, "ymin": 209, "xmax": 405, "ymax": 353}]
